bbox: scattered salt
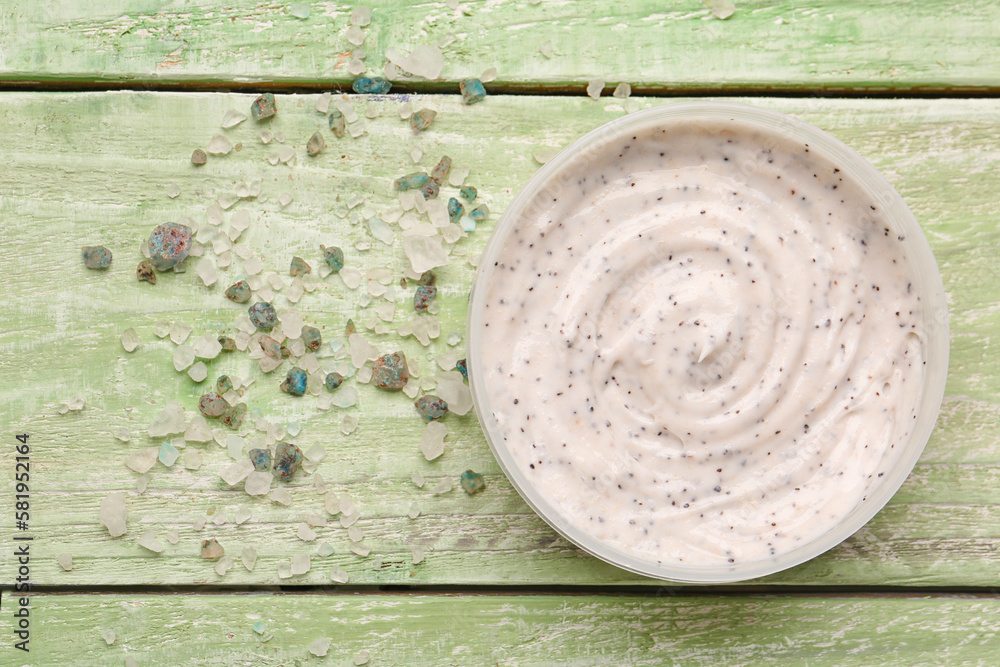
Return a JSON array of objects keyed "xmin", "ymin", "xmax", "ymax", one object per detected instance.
[
  {"xmin": 173, "ymin": 345, "xmax": 196, "ymax": 371},
  {"xmin": 120, "ymin": 328, "xmax": 140, "ymax": 352},
  {"xmin": 481, "ymin": 66, "xmax": 498, "ymax": 82},
  {"xmin": 433, "ymin": 478, "xmax": 453, "ymax": 494},
  {"xmin": 58, "ymin": 553, "xmax": 74, "ymax": 571},
  {"xmin": 350, "ymin": 6, "xmax": 371, "ymax": 26},
  {"xmin": 166, "ymin": 529, "xmax": 180, "ymax": 544},
  {"xmin": 346, "ymin": 25, "xmax": 365, "ymax": 46},
  {"xmin": 124, "ymin": 447, "xmax": 158, "ymax": 474},
  {"xmin": 705, "ymin": 0, "xmax": 736, "ymax": 19},
  {"xmin": 408, "ymin": 503, "xmax": 421, "ymax": 519},
  {"xmin": 419, "ymin": 421, "xmax": 448, "ymax": 460},
  {"xmin": 242, "ymin": 546, "xmax": 257, "ymax": 571},
  {"xmin": 297, "ymin": 523, "xmax": 318, "ymax": 541},
  {"xmin": 330, "ymin": 565, "xmax": 349, "ymax": 583},
  {"xmin": 309, "ymin": 638, "xmax": 331, "ymax": 657},
  {"xmin": 289, "ymin": 3, "xmax": 311, "ymax": 19},
  {"xmin": 101, "ymin": 629, "xmax": 116, "ymax": 645},
  {"xmin": 158, "ymin": 442, "xmax": 180, "ymax": 467},
  {"xmin": 291, "ymin": 553, "xmax": 311, "ymax": 575},
  {"xmin": 412, "ymin": 472, "xmax": 425, "ymax": 488},
  {"xmin": 207, "ymin": 134, "xmax": 233, "ymax": 155},
  {"xmin": 187, "ymin": 361, "xmax": 208, "ymax": 383},
  {"xmin": 354, "ymin": 649, "xmax": 371, "ymax": 665},
  {"xmin": 349, "ymin": 542, "xmax": 371, "ymax": 557},
  {"xmin": 221, "ymin": 109, "xmax": 248, "ymax": 128},
  {"xmin": 153, "ymin": 320, "xmax": 171, "ymax": 338},
  {"xmin": 138, "ymin": 529, "xmax": 164, "ymax": 553},
  {"xmin": 99, "ymin": 492, "xmax": 128, "ymax": 537},
  {"xmin": 436, "ymin": 371, "xmax": 473, "ymax": 415},
  {"xmin": 245, "ymin": 471, "xmax": 273, "ymax": 496},
  {"xmin": 220, "ymin": 460, "xmax": 254, "ymax": 486},
  {"xmin": 169, "ymin": 321, "xmax": 193, "ymax": 344},
  {"xmin": 149, "ymin": 401, "xmax": 186, "ymax": 437},
  {"xmin": 411, "ymin": 545, "xmax": 425, "ymax": 564},
  {"xmin": 613, "ymin": 82, "xmax": 632, "ymax": 98},
  {"xmin": 587, "ymin": 79, "xmax": 604, "ymax": 100},
  {"xmin": 270, "ymin": 487, "xmax": 293, "ymax": 505}
]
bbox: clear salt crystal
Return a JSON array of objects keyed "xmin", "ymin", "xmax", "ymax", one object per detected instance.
[
  {"xmin": 350, "ymin": 6, "xmax": 371, "ymax": 25},
  {"xmin": 207, "ymin": 134, "xmax": 233, "ymax": 155},
  {"xmin": 384, "ymin": 62, "xmax": 398, "ymax": 78},
  {"xmin": 154, "ymin": 320, "xmax": 171, "ymax": 338},
  {"xmin": 267, "ymin": 153, "xmax": 279, "ymax": 165},
  {"xmin": 218, "ymin": 193, "xmax": 238, "ymax": 210},
  {"xmin": 183, "ymin": 449, "xmax": 203, "ymax": 470},
  {"xmin": 243, "ymin": 256, "xmax": 263, "ymax": 275},
  {"xmin": 227, "ymin": 434, "xmax": 244, "ymax": 460},
  {"xmin": 167, "ymin": 183, "xmax": 181, "ymax": 199},
  {"xmin": 367, "ymin": 217, "xmax": 394, "ymax": 245},
  {"xmin": 316, "ymin": 92, "xmax": 331, "ymax": 113},
  {"xmin": 436, "ymin": 371, "xmax": 473, "ymax": 415},
  {"xmin": 433, "ymin": 478, "xmax": 453, "ymax": 494},
  {"xmin": 124, "ymin": 447, "xmax": 158, "ymax": 474},
  {"xmin": 169, "ymin": 322, "xmax": 193, "ymax": 344},
  {"xmin": 173, "ymin": 345, "xmax": 196, "ymax": 371},
  {"xmin": 278, "ymin": 146, "xmax": 295, "ymax": 163},
  {"xmin": 278, "ymin": 561, "xmax": 293, "ymax": 579},
  {"xmin": 297, "ymin": 523, "xmax": 317, "ymax": 541},
  {"xmin": 411, "ymin": 545, "xmax": 425, "ymax": 564},
  {"xmin": 347, "ymin": 57, "xmax": 367, "ymax": 76},
  {"xmin": 540, "ymin": 40, "xmax": 554, "ymax": 58},
  {"xmin": 193, "ymin": 257, "xmax": 217, "ymax": 286},
  {"xmin": 587, "ymin": 79, "xmax": 604, "ymax": 100},
  {"xmin": 402, "ymin": 231, "xmax": 449, "ymax": 273},
  {"xmin": 330, "ymin": 565, "xmax": 349, "ymax": 583},
  {"xmin": 192, "ymin": 334, "xmax": 222, "ymax": 360},
  {"xmin": 149, "ymin": 401, "xmax": 185, "ymax": 437},
  {"xmin": 101, "ymin": 629, "xmax": 116, "ymax": 645},
  {"xmin": 99, "ymin": 492, "xmax": 128, "ymax": 537},
  {"xmin": 395, "ymin": 45, "xmax": 445, "ymax": 79},
  {"xmin": 340, "ymin": 512, "xmax": 360, "ymax": 529},
  {"xmin": 220, "ymin": 460, "xmax": 254, "ymax": 486},
  {"xmin": 138, "ymin": 529, "xmax": 164, "ymax": 553},
  {"xmin": 340, "ymin": 415, "xmax": 359, "ymax": 435},
  {"xmin": 221, "ymin": 109, "xmax": 248, "ymax": 128},
  {"xmin": 705, "ymin": 0, "xmax": 736, "ymax": 19},
  {"xmin": 309, "ymin": 638, "xmax": 331, "ymax": 657},
  {"xmin": 289, "ymin": 3, "xmax": 311, "ymax": 19},
  {"xmin": 242, "ymin": 546, "xmax": 257, "ymax": 571},
  {"xmin": 346, "ymin": 25, "xmax": 365, "ymax": 46},
  {"xmin": 356, "ymin": 365, "xmax": 373, "ymax": 384},
  {"xmin": 533, "ymin": 147, "xmax": 558, "ymax": 165},
  {"xmin": 448, "ymin": 164, "xmax": 470, "ymax": 186},
  {"xmin": 371, "ymin": 556, "xmax": 382, "ymax": 570},
  {"xmin": 347, "ymin": 525, "xmax": 365, "ymax": 542},
  {"xmin": 336, "ymin": 99, "xmax": 359, "ymax": 123},
  {"xmin": 245, "ymin": 471, "xmax": 272, "ymax": 496},
  {"xmin": 408, "ymin": 503, "xmax": 421, "ymax": 519},
  {"xmin": 236, "ymin": 181, "xmax": 251, "ymax": 198},
  {"xmin": 235, "ymin": 507, "xmax": 251, "ymax": 525},
  {"xmin": 304, "ymin": 444, "xmax": 325, "ymax": 462},
  {"xmin": 215, "ymin": 555, "xmax": 235, "ymax": 576},
  {"xmin": 349, "ymin": 120, "xmax": 365, "ymax": 138},
  {"xmin": 420, "ymin": 421, "xmax": 448, "ymax": 460},
  {"xmin": 213, "ymin": 513, "xmax": 227, "ymax": 526},
  {"xmin": 348, "ymin": 333, "xmax": 378, "ymax": 367},
  {"xmin": 212, "ymin": 235, "xmax": 232, "ymax": 254},
  {"xmin": 278, "ymin": 192, "xmax": 293, "ymax": 207},
  {"xmin": 446, "ymin": 331, "xmax": 462, "ymax": 346},
  {"xmin": 193, "ymin": 516, "xmax": 207, "ymax": 531},
  {"xmin": 270, "ymin": 487, "xmax": 293, "ymax": 505},
  {"xmin": 481, "ymin": 66, "xmax": 498, "ymax": 82},
  {"xmin": 349, "ymin": 542, "xmax": 371, "ymax": 557},
  {"xmin": 186, "ymin": 361, "xmax": 207, "ymax": 382},
  {"xmin": 120, "ymin": 328, "xmax": 140, "ymax": 352},
  {"xmin": 317, "ymin": 542, "xmax": 335, "ymax": 557},
  {"xmin": 291, "ymin": 553, "xmax": 311, "ymax": 575},
  {"xmin": 613, "ymin": 82, "xmax": 632, "ymax": 98},
  {"xmin": 113, "ymin": 426, "xmax": 131, "ymax": 442},
  {"xmin": 287, "ymin": 279, "xmax": 305, "ymax": 303},
  {"xmin": 365, "ymin": 103, "xmax": 378, "ymax": 119},
  {"xmin": 230, "ymin": 209, "xmax": 250, "ymax": 233},
  {"xmin": 206, "ymin": 204, "xmax": 225, "ymax": 226},
  {"xmin": 164, "ymin": 529, "xmax": 179, "ymax": 545},
  {"xmin": 411, "ymin": 472, "xmax": 425, "ymax": 488}
]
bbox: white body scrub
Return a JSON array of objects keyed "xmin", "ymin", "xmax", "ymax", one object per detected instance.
[{"xmin": 475, "ymin": 112, "xmax": 929, "ymax": 570}]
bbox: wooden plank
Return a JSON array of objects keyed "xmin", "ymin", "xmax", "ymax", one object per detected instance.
[
  {"xmin": 0, "ymin": 92, "xmax": 998, "ymax": 588},
  {"xmin": 2, "ymin": 592, "xmax": 1000, "ymax": 665},
  {"xmin": 2, "ymin": 1, "xmax": 1000, "ymax": 92}
]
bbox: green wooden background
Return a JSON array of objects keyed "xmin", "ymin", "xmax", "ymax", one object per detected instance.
[{"xmin": 1, "ymin": 1, "xmax": 999, "ymax": 665}]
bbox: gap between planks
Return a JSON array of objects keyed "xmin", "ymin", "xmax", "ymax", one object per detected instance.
[{"xmin": 1, "ymin": 79, "xmax": 999, "ymax": 98}]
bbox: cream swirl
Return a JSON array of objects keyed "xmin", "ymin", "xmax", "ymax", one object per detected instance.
[{"xmin": 479, "ymin": 119, "xmax": 925, "ymax": 567}]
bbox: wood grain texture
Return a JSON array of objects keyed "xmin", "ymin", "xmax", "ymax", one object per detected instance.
[
  {"xmin": 3, "ymin": 593, "xmax": 1000, "ymax": 666},
  {"xmin": 2, "ymin": 1, "xmax": 1000, "ymax": 92},
  {"xmin": 0, "ymin": 92, "xmax": 998, "ymax": 588}
]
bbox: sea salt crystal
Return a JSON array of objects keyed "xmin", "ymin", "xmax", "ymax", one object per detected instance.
[
  {"xmin": 158, "ymin": 442, "xmax": 180, "ymax": 467},
  {"xmin": 402, "ymin": 231, "xmax": 449, "ymax": 273},
  {"xmin": 481, "ymin": 67, "xmax": 498, "ymax": 82},
  {"xmin": 242, "ymin": 546, "xmax": 257, "ymax": 571},
  {"xmin": 411, "ymin": 472, "xmax": 425, "ymax": 488},
  {"xmin": 193, "ymin": 516, "xmax": 207, "ymax": 531},
  {"xmin": 101, "ymin": 629, "xmax": 115, "ymax": 644},
  {"xmin": 587, "ymin": 79, "xmax": 604, "ymax": 100},
  {"xmin": 243, "ymin": 256, "xmax": 263, "ymax": 275},
  {"xmin": 613, "ymin": 82, "xmax": 632, "ymax": 98},
  {"xmin": 169, "ymin": 322, "xmax": 193, "ymax": 344},
  {"xmin": 154, "ymin": 320, "xmax": 171, "ymax": 338},
  {"xmin": 419, "ymin": 421, "xmax": 448, "ymax": 460},
  {"xmin": 393, "ymin": 45, "xmax": 445, "ymax": 79},
  {"xmin": 436, "ymin": 371, "xmax": 473, "ymax": 415},
  {"xmin": 99, "ymin": 492, "xmax": 128, "ymax": 537},
  {"xmin": 309, "ymin": 638, "xmax": 331, "ymax": 657},
  {"xmin": 433, "ymin": 478, "xmax": 453, "ymax": 494},
  {"xmin": 278, "ymin": 561, "xmax": 293, "ymax": 579},
  {"xmin": 215, "ymin": 555, "xmax": 235, "ymax": 576},
  {"xmin": 705, "ymin": 0, "xmax": 736, "ymax": 19},
  {"xmin": 164, "ymin": 529, "xmax": 179, "ymax": 545},
  {"xmin": 341, "ymin": 415, "xmax": 359, "ymax": 435},
  {"xmin": 297, "ymin": 523, "xmax": 317, "ymax": 541},
  {"xmin": 173, "ymin": 345, "xmax": 196, "ymax": 371},
  {"xmin": 448, "ymin": 164, "xmax": 470, "ymax": 187},
  {"xmin": 270, "ymin": 487, "xmax": 293, "ymax": 505},
  {"xmin": 365, "ymin": 103, "xmax": 378, "ymax": 118},
  {"xmin": 347, "ymin": 525, "xmax": 365, "ymax": 543},
  {"xmin": 290, "ymin": 3, "xmax": 311, "ymax": 19},
  {"xmin": 220, "ymin": 460, "xmax": 254, "ymax": 486},
  {"xmin": 368, "ymin": 217, "xmax": 394, "ymax": 245},
  {"xmin": 227, "ymin": 434, "xmax": 245, "ymax": 460},
  {"xmin": 219, "ymin": 193, "xmax": 239, "ymax": 210},
  {"xmin": 291, "ymin": 553, "xmax": 311, "ymax": 575},
  {"xmin": 120, "ymin": 328, "xmax": 140, "ymax": 352},
  {"xmin": 187, "ymin": 361, "xmax": 207, "ymax": 382},
  {"xmin": 149, "ymin": 401, "xmax": 185, "ymax": 437},
  {"xmin": 408, "ymin": 503, "xmax": 421, "ymax": 519},
  {"xmin": 113, "ymin": 426, "xmax": 131, "ymax": 442},
  {"xmin": 540, "ymin": 40, "xmax": 554, "ymax": 58},
  {"xmin": 207, "ymin": 134, "xmax": 233, "ymax": 155},
  {"xmin": 124, "ymin": 447, "xmax": 158, "ymax": 474},
  {"xmin": 278, "ymin": 145, "xmax": 295, "ymax": 164},
  {"xmin": 166, "ymin": 183, "xmax": 181, "ymax": 200},
  {"xmin": 350, "ymin": 6, "xmax": 371, "ymax": 25},
  {"xmin": 183, "ymin": 449, "xmax": 203, "ymax": 470},
  {"xmin": 138, "ymin": 529, "xmax": 164, "ymax": 553},
  {"xmin": 533, "ymin": 147, "xmax": 558, "ymax": 165},
  {"xmin": 411, "ymin": 545, "xmax": 425, "ymax": 564},
  {"xmin": 191, "ymin": 334, "xmax": 221, "ymax": 360},
  {"xmin": 245, "ymin": 471, "xmax": 272, "ymax": 496},
  {"xmin": 330, "ymin": 565, "xmax": 349, "ymax": 583},
  {"xmin": 349, "ymin": 542, "xmax": 371, "ymax": 557},
  {"xmin": 346, "ymin": 25, "xmax": 365, "ymax": 45},
  {"xmin": 222, "ymin": 109, "xmax": 247, "ymax": 128},
  {"xmin": 278, "ymin": 192, "xmax": 293, "ymax": 208},
  {"xmin": 349, "ymin": 333, "xmax": 378, "ymax": 367},
  {"xmin": 213, "ymin": 513, "xmax": 227, "ymax": 526}
]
